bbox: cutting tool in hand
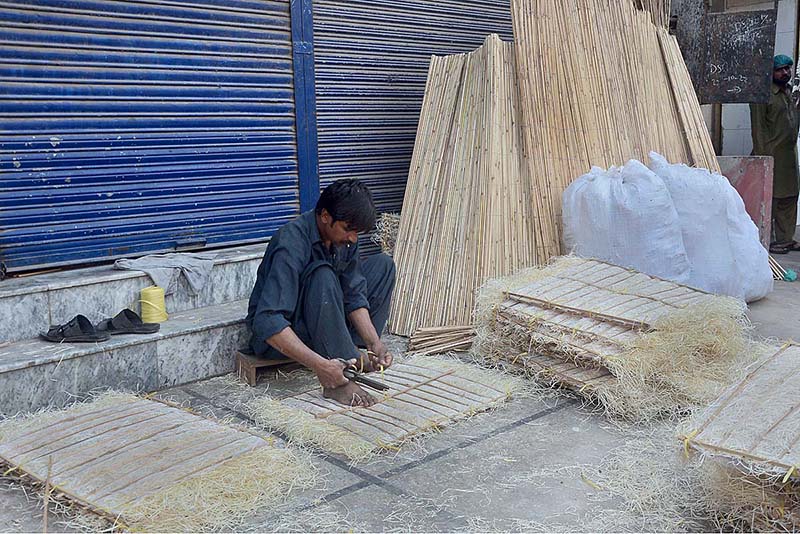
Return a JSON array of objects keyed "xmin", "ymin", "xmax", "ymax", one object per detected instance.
[{"xmin": 336, "ymin": 358, "xmax": 390, "ymax": 391}]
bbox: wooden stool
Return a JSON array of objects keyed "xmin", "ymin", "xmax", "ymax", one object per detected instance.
[{"xmin": 236, "ymin": 351, "xmax": 294, "ymax": 387}]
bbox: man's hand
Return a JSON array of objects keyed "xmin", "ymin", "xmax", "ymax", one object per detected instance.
[
  {"xmin": 348, "ymin": 308, "xmax": 392, "ymax": 370},
  {"xmin": 313, "ymin": 358, "xmax": 354, "ymax": 389},
  {"xmin": 367, "ymin": 339, "xmax": 393, "ymax": 370}
]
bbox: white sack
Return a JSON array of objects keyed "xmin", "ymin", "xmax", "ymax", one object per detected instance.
[
  {"xmin": 561, "ymin": 154, "xmax": 772, "ymax": 303},
  {"xmin": 562, "ymin": 159, "xmax": 692, "ymax": 283},
  {"xmin": 648, "ymin": 152, "xmax": 772, "ymax": 302}
]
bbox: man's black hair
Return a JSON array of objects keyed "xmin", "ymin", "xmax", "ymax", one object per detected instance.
[{"xmin": 315, "ymin": 179, "xmax": 377, "ymax": 232}]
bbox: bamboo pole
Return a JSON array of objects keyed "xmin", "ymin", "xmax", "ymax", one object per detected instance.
[{"xmin": 769, "ymin": 255, "xmax": 787, "ymax": 281}]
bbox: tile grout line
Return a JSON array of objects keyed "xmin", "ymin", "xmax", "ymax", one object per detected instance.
[
  {"xmin": 179, "ymin": 386, "xmax": 416, "ymax": 497},
  {"xmin": 179, "ymin": 385, "xmax": 573, "ymax": 523},
  {"xmin": 378, "ymin": 397, "xmax": 576, "ymax": 480},
  {"xmin": 179, "ymin": 386, "xmax": 460, "ymax": 524}
]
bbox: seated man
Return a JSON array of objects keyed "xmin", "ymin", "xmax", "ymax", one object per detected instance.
[{"xmin": 246, "ymin": 179, "xmax": 396, "ymax": 407}]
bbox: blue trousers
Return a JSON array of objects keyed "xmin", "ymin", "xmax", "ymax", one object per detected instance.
[{"xmin": 254, "ymin": 253, "xmax": 396, "ymax": 360}]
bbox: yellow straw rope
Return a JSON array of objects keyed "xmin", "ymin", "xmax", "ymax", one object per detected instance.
[{"xmin": 140, "ymin": 286, "xmax": 168, "ymax": 323}]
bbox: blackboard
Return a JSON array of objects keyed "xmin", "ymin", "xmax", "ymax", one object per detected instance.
[
  {"xmin": 674, "ymin": 0, "xmax": 778, "ymax": 105},
  {"xmin": 700, "ymin": 10, "xmax": 777, "ymax": 104}
]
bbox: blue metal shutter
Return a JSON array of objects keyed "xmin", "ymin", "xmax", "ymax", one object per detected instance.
[
  {"xmin": 312, "ymin": 0, "xmax": 513, "ymax": 213},
  {"xmin": 0, "ymin": 0, "xmax": 299, "ymax": 272}
]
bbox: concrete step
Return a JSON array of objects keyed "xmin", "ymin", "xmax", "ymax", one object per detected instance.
[
  {"xmin": 0, "ymin": 299, "xmax": 249, "ymax": 416},
  {"xmin": 0, "ymin": 243, "xmax": 265, "ymax": 345}
]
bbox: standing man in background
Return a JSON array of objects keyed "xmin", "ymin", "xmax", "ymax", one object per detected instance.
[{"xmin": 751, "ymin": 54, "xmax": 800, "ymax": 254}]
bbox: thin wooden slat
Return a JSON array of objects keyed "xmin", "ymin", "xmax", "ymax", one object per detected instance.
[
  {"xmin": 14, "ymin": 411, "xmax": 173, "ymax": 468},
  {"xmin": 519, "ymin": 352, "xmax": 615, "ymax": 392},
  {"xmin": 286, "ymin": 382, "xmax": 466, "ymax": 421},
  {"xmin": 0, "ymin": 401, "xmax": 150, "ymax": 457},
  {"xmin": 86, "ymin": 430, "xmax": 255, "ymax": 501},
  {"xmin": 384, "ymin": 391, "xmax": 460, "ymax": 418},
  {"xmin": 376, "ymin": 372, "xmax": 486, "ymax": 405},
  {"xmin": 110, "ymin": 438, "xmax": 269, "ymax": 509},
  {"xmin": 365, "ymin": 401, "xmax": 442, "ymax": 429},
  {"xmin": 56, "ymin": 421, "xmax": 200, "ymax": 483},
  {"xmin": 333, "ymin": 409, "xmax": 415, "ymax": 437},
  {"xmin": 316, "ymin": 370, "xmax": 457, "ymax": 419}
]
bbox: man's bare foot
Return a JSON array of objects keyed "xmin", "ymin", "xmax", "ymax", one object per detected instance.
[{"xmin": 323, "ymin": 381, "xmax": 376, "ymax": 407}]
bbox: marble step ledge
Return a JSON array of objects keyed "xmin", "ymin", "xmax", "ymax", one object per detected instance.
[
  {"xmin": 0, "ymin": 299, "xmax": 250, "ymax": 416},
  {"xmin": 0, "ymin": 243, "xmax": 266, "ymax": 345}
]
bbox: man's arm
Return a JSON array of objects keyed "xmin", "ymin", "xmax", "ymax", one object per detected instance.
[
  {"xmin": 348, "ymin": 307, "xmax": 393, "ymax": 369},
  {"xmin": 338, "ymin": 246, "xmax": 393, "ymax": 369},
  {"xmin": 750, "ymin": 102, "xmax": 768, "ymax": 155},
  {"xmin": 251, "ymin": 242, "xmax": 352, "ymax": 388},
  {"xmin": 267, "ymin": 327, "xmax": 352, "ymax": 389}
]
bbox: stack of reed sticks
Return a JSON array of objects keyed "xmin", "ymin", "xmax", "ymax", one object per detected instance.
[
  {"xmin": 633, "ymin": 0, "xmax": 671, "ymax": 27},
  {"xmin": 389, "ymin": 0, "xmax": 718, "ymax": 337},
  {"xmin": 407, "ymin": 326, "xmax": 476, "ymax": 356}
]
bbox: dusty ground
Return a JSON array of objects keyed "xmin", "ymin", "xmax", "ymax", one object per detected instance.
[{"xmin": 2, "ymin": 251, "xmax": 799, "ymax": 532}]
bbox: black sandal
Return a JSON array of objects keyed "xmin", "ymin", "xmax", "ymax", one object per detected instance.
[
  {"xmin": 770, "ymin": 244, "xmax": 790, "ymax": 254},
  {"xmin": 41, "ymin": 315, "xmax": 111, "ymax": 343},
  {"xmin": 96, "ymin": 309, "xmax": 160, "ymax": 335}
]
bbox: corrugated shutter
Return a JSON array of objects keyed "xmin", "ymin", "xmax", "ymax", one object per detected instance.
[
  {"xmin": 312, "ymin": 0, "xmax": 513, "ymax": 213},
  {"xmin": 0, "ymin": 0, "xmax": 299, "ymax": 272}
]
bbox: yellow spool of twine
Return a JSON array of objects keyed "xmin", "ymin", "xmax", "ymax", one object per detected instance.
[{"xmin": 140, "ymin": 286, "xmax": 168, "ymax": 323}]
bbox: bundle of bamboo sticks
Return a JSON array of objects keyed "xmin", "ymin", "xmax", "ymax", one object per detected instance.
[
  {"xmin": 512, "ymin": 0, "xmax": 719, "ymax": 262},
  {"xmin": 390, "ymin": 35, "xmax": 537, "ymax": 336},
  {"xmin": 633, "ymin": 0, "xmax": 671, "ymax": 27},
  {"xmin": 389, "ymin": 1, "xmax": 718, "ymax": 336},
  {"xmin": 408, "ymin": 326, "xmax": 476, "ymax": 356}
]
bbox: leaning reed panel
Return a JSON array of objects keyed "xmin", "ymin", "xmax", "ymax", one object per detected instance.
[
  {"xmin": 389, "ymin": 35, "xmax": 537, "ymax": 336},
  {"xmin": 392, "ymin": 2, "xmax": 716, "ymax": 335}
]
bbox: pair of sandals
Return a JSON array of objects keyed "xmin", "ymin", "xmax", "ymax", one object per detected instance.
[
  {"xmin": 40, "ymin": 309, "xmax": 160, "ymax": 343},
  {"xmin": 770, "ymin": 241, "xmax": 800, "ymax": 254}
]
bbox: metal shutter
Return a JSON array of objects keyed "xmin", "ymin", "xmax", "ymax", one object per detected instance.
[
  {"xmin": 0, "ymin": 0, "xmax": 299, "ymax": 272},
  {"xmin": 312, "ymin": 0, "xmax": 513, "ymax": 213}
]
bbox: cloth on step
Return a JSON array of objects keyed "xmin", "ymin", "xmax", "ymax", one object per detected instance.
[{"xmin": 114, "ymin": 252, "xmax": 217, "ymax": 295}]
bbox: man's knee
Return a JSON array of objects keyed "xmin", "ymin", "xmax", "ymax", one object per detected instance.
[
  {"xmin": 366, "ymin": 253, "xmax": 396, "ymax": 282},
  {"xmin": 303, "ymin": 263, "xmax": 342, "ymax": 298}
]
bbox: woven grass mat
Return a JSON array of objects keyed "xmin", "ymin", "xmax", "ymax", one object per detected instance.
[
  {"xmin": 686, "ymin": 343, "xmax": 800, "ymax": 474},
  {"xmin": 247, "ymin": 356, "xmax": 521, "ymax": 461},
  {"xmin": 0, "ymin": 394, "xmax": 314, "ymax": 532}
]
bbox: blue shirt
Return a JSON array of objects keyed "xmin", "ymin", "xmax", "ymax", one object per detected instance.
[{"xmin": 246, "ymin": 210, "xmax": 369, "ymax": 354}]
